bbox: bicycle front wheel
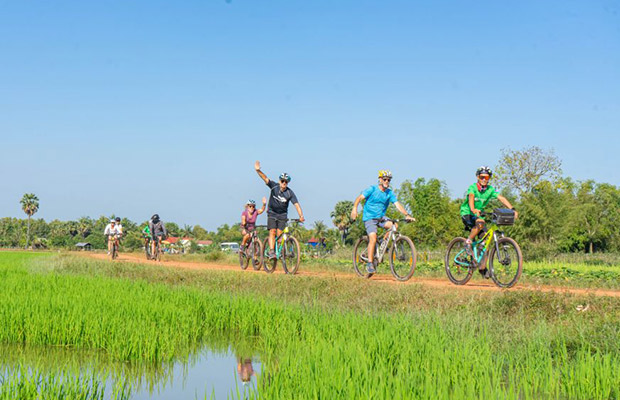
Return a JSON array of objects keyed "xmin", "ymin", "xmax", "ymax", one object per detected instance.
[
  {"xmin": 489, "ymin": 237, "xmax": 523, "ymax": 288},
  {"xmin": 445, "ymin": 237, "xmax": 474, "ymax": 285},
  {"xmin": 239, "ymin": 246, "xmax": 249, "ymax": 270},
  {"xmin": 144, "ymin": 241, "xmax": 151, "ymax": 260},
  {"xmin": 262, "ymin": 237, "xmax": 276, "ymax": 273},
  {"xmin": 155, "ymin": 243, "xmax": 161, "ymax": 262},
  {"xmin": 352, "ymin": 236, "xmax": 373, "ymax": 278},
  {"xmin": 389, "ymin": 236, "xmax": 416, "ymax": 281},
  {"xmin": 111, "ymin": 243, "xmax": 118, "ymax": 260},
  {"xmin": 282, "ymin": 236, "xmax": 300, "ymax": 275},
  {"xmin": 251, "ymin": 239, "xmax": 263, "ymax": 271}
]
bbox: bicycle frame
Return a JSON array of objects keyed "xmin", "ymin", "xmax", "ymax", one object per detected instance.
[
  {"xmin": 454, "ymin": 223, "xmax": 504, "ymax": 267},
  {"xmin": 272, "ymin": 227, "xmax": 290, "ymax": 259},
  {"xmin": 375, "ymin": 226, "xmax": 399, "ymax": 264}
]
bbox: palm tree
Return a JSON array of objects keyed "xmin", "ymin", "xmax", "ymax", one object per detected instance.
[
  {"xmin": 20, "ymin": 193, "xmax": 39, "ymax": 249},
  {"xmin": 180, "ymin": 224, "xmax": 194, "ymax": 239},
  {"xmin": 78, "ymin": 217, "xmax": 93, "ymax": 238},
  {"xmin": 312, "ymin": 221, "xmax": 327, "ymax": 241},
  {"xmin": 330, "ymin": 200, "xmax": 354, "ymax": 244}
]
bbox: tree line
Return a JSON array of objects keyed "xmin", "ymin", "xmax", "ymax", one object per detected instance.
[{"xmin": 5, "ymin": 147, "xmax": 619, "ymax": 259}]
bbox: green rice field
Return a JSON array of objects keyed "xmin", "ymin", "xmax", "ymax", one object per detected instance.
[{"xmin": 0, "ymin": 251, "xmax": 619, "ymax": 399}]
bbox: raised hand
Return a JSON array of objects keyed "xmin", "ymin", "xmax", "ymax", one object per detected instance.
[{"xmin": 254, "ymin": 161, "xmax": 261, "ymax": 171}]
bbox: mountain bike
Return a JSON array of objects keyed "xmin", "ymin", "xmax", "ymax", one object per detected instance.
[
  {"xmin": 262, "ymin": 219, "xmax": 302, "ymax": 275},
  {"xmin": 239, "ymin": 225, "xmax": 265, "ymax": 271},
  {"xmin": 107, "ymin": 234, "xmax": 120, "ymax": 260},
  {"xmin": 143, "ymin": 235, "xmax": 152, "ymax": 260},
  {"xmin": 150, "ymin": 236, "xmax": 163, "ymax": 261},
  {"xmin": 445, "ymin": 209, "xmax": 523, "ymax": 288},
  {"xmin": 352, "ymin": 219, "xmax": 416, "ymax": 281}
]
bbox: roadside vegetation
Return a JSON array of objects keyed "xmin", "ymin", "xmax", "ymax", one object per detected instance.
[
  {"xmin": 4, "ymin": 148, "xmax": 620, "ymax": 266},
  {"xmin": 1, "ymin": 252, "xmax": 619, "ymax": 399}
]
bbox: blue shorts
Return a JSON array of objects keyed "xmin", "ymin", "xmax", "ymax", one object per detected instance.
[{"xmin": 364, "ymin": 217, "xmax": 390, "ymax": 235}]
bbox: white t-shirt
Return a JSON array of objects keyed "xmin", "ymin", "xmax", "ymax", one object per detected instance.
[{"xmin": 104, "ymin": 224, "xmax": 121, "ymax": 236}]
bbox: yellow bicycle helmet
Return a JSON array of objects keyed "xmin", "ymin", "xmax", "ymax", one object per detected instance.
[{"xmin": 378, "ymin": 170, "xmax": 393, "ymax": 179}]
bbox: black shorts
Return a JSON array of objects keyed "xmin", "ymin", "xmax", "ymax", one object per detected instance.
[
  {"xmin": 461, "ymin": 214, "xmax": 478, "ymax": 230},
  {"xmin": 267, "ymin": 216, "xmax": 287, "ymax": 231}
]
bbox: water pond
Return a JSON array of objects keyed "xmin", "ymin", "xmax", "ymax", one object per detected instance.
[{"xmin": 0, "ymin": 343, "xmax": 261, "ymax": 399}]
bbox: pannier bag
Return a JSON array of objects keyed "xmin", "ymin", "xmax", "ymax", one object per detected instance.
[{"xmin": 492, "ymin": 208, "xmax": 515, "ymax": 226}]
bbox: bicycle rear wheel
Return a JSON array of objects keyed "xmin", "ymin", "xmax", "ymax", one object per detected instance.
[
  {"xmin": 352, "ymin": 236, "xmax": 374, "ymax": 278},
  {"xmin": 282, "ymin": 236, "xmax": 300, "ymax": 275},
  {"xmin": 445, "ymin": 237, "xmax": 474, "ymax": 285},
  {"xmin": 262, "ymin": 237, "xmax": 276, "ymax": 273},
  {"xmin": 489, "ymin": 237, "xmax": 523, "ymax": 288},
  {"xmin": 389, "ymin": 235, "xmax": 416, "ymax": 281},
  {"xmin": 250, "ymin": 239, "xmax": 263, "ymax": 271}
]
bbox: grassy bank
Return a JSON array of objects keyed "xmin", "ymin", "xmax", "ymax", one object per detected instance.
[{"xmin": 1, "ymin": 252, "xmax": 619, "ymax": 399}]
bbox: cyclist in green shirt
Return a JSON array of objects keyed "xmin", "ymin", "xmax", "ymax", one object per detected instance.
[{"xmin": 460, "ymin": 166, "xmax": 518, "ymax": 277}]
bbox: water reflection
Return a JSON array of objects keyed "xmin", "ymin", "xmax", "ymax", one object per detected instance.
[{"xmin": 0, "ymin": 343, "xmax": 261, "ymax": 399}]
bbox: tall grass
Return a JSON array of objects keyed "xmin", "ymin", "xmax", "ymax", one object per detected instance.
[{"xmin": 1, "ymin": 253, "xmax": 619, "ymax": 399}]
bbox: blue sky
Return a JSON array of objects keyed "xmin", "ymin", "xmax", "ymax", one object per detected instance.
[{"xmin": 1, "ymin": 0, "xmax": 619, "ymax": 230}]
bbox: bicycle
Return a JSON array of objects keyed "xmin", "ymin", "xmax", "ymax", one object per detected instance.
[
  {"xmin": 239, "ymin": 225, "xmax": 266, "ymax": 271},
  {"xmin": 445, "ymin": 209, "xmax": 523, "ymax": 288},
  {"xmin": 352, "ymin": 219, "xmax": 417, "ymax": 281},
  {"xmin": 262, "ymin": 219, "xmax": 302, "ymax": 275},
  {"xmin": 143, "ymin": 235, "xmax": 152, "ymax": 260},
  {"xmin": 107, "ymin": 234, "xmax": 120, "ymax": 260},
  {"xmin": 150, "ymin": 235, "xmax": 163, "ymax": 261}
]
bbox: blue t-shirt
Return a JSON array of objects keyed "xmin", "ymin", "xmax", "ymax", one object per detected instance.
[{"xmin": 362, "ymin": 185, "xmax": 397, "ymax": 221}]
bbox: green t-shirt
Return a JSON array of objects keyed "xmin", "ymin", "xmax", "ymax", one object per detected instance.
[{"xmin": 459, "ymin": 183, "xmax": 499, "ymax": 216}]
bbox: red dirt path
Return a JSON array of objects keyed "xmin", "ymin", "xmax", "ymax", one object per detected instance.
[{"xmin": 83, "ymin": 252, "xmax": 620, "ymax": 298}]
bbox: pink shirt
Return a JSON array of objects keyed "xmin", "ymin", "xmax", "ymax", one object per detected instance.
[{"xmin": 242, "ymin": 209, "xmax": 258, "ymax": 228}]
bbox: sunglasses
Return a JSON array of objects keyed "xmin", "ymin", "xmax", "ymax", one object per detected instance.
[
  {"xmin": 248, "ymin": 204, "xmax": 255, "ymax": 207},
  {"xmin": 381, "ymin": 178, "xmax": 392, "ymax": 182},
  {"xmin": 280, "ymin": 180, "xmax": 288, "ymax": 184},
  {"xmin": 478, "ymin": 175, "xmax": 490, "ymax": 181}
]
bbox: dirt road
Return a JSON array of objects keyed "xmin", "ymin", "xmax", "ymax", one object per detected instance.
[{"xmin": 83, "ymin": 252, "xmax": 620, "ymax": 298}]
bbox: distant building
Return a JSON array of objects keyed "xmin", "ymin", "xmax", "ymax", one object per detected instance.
[{"xmin": 75, "ymin": 242, "xmax": 92, "ymax": 251}]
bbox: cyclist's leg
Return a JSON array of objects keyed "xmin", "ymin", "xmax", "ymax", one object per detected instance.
[
  {"xmin": 107, "ymin": 237, "xmax": 112, "ymax": 253},
  {"xmin": 380, "ymin": 217, "xmax": 393, "ymax": 241},
  {"xmin": 468, "ymin": 219, "xmax": 485, "ymax": 241},
  {"xmin": 364, "ymin": 219, "xmax": 380, "ymax": 263},
  {"xmin": 241, "ymin": 229, "xmax": 250, "ymax": 248},
  {"xmin": 267, "ymin": 217, "xmax": 277, "ymax": 251}
]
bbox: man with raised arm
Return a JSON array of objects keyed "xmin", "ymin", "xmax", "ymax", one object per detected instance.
[
  {"xmin": 255, "ymin": 161, "xmax": 305, "ymax": 259},
  {"xmin": 351, "ymin": 170, "xmax": 414, "ymax": 274}
]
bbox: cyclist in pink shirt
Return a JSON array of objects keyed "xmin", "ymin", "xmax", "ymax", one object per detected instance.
[{"xmin": 241, "ymin": 197, "xmax": 266, "ymax": 251}]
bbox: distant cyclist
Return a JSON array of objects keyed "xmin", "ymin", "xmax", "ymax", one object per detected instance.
[
  {"xmin": 351, "ymin": 170, "xmax": 414, "ymax": 273},
  {"xmin": 148, "ymin": 214, "xmax": 167, "ymax": 257},
  {"xmin": 114, "ymin": 217, "xmax": 123, "ymax": 236},
  {"xmin": 460, "ymin": 166, "xmax": 518, "ymax": 278},
  {"xmin": 254, "ymin": 160, "xmax": 305, "ymax": 259},
  {"xmin": 104, "ymin": 219, "xmax": 122, "ymax": 255},
  {"xmin": 142, "ymin": 224, "xmax": 151, "ymax": 250},
  {"xmin": 240, "ymin": 197, "xmax": 267, "ymax": 251}
]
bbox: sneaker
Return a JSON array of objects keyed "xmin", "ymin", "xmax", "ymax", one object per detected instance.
[
  {"xmin": 478, "ymin": 268, "xmax": 490, "ymax": 279},
  {"xmin": 366, "ymin": 262, "xmax": 376, "ymax": 274}
]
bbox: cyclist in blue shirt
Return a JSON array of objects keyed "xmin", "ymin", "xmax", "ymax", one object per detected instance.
[{"xmin": 351, "ymin": 170, "xmax": 414, "ymax": 273}]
